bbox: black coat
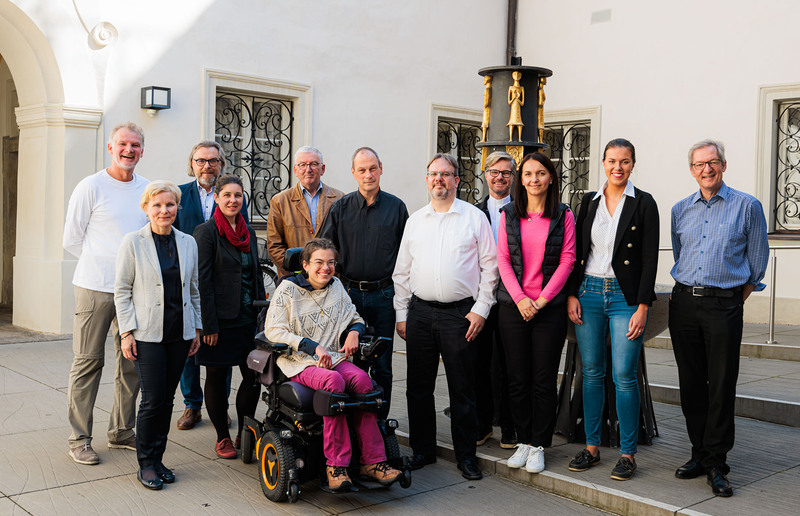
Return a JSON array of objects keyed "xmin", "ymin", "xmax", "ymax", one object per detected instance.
[
  {"xmin": 567, "ymin": 188, "xmax": 659, "ymax": 306},
  {"xmin": 194, "ymin": 218, "xmax": 265, "ymax": 335}
]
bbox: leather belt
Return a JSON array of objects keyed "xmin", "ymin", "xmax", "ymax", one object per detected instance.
[
  {"xmin": 412, "ymin": 295, "xmax": 474, "ymax": 310},
  {"xmin": 674, "ymin": 283, "xmax": 741, "ymax": 298},
  {"xmin": 341, "ymin": 275, "xmax": 393, "ymax": 292}
]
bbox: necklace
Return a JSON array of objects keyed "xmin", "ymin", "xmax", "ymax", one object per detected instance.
[{"xmin": 309, "ymin": 286, "xmax": 331, "ymax": 316}]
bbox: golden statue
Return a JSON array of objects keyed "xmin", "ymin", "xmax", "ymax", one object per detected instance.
[
  {"xmin": 507, "ymin": 71, "xmax": 524, "ymax": 141},
  {"xmin": 481, "ymin": 75, "xmax": 492, "ymax": 142},
  {"xmin": 538, "ymin": 77, "xmax": 547, "ymax": 142}
]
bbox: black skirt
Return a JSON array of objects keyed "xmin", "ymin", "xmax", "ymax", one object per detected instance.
[{"xmin": 196, "ymin": 323, "xmax": 256, "ymax": 367}]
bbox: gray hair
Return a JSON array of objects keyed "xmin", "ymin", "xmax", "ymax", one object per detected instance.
[
  {"xmin": 688, "ymin": 139, "xmax": 726, "ymax": 165},
  {"xmin": 427, "ymin": 153, "xmax": 459, "ymax": 175},
  {"xmin": 351, "ymin": 146, "xmax": 381, "ymax": 168},
  {"xmin": 109, "ymin": 122, "xmax": 144, "ymax": 146},
  {"xmin": 484, "ymin": 151, "xmax": 516, "ymax": 172},
  {"xmin": 295, "ymin": 145, "xmax": 324, "ymax": 164},
  {"xmin": 187, "ymin": 140, "xmax": 226, "ymax": 177}
]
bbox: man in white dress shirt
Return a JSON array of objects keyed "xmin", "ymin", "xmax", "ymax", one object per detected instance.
[
  {"xmin": 63, "ymin": 122, "xmax": 149, "ymax": 465},
  {"xmin": 392, "ymin": 153, "xmax": 499, "ymax": 480}
]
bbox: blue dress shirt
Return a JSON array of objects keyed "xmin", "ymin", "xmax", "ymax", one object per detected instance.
[
  {"xmin": 670, "ymin": 183, "xmax": 769, "ymax": 290},
  {"xmin": 302, "ymin": 186, "xmax": 322, "ymax": 232}
]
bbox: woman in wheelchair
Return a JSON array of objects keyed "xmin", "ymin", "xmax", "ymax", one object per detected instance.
[{"xmin": 264, "ymin": 238, "xmax": 402, "ymax": 491}]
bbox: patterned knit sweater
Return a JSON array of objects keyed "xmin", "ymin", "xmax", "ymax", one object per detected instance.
[{"xmin": 265, "ymin": 275, "xmax": 365, "ymax": 378}]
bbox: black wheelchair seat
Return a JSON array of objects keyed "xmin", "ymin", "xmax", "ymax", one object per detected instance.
[{"xmin": 278, "ymin": 381, "xmax": 316, "ymax": 410}]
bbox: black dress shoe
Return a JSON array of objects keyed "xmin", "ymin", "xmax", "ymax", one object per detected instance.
[
  {"xmin": 154, "ymin": 463, "xmax": 175, "ymax": 484},
  {"xmin": 408, "ymin": 453, "xmax": 436, "ymax": 471},
  {"xmin": 138, "ymin": 467, "xmax": 163, "ymax": 490},
  {"xmin": 706, "ymin": 467, "xmax": 733, "ymax": 497},
  {"xmin": 458, "ymin": 458, "xmax": 483, "ymax": 480},
  {"xmin": 675, "ymin": 458, "xmax": 705, "ymax": 479}
]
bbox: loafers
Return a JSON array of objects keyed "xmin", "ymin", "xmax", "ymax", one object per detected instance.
[
  {"xmin": 408, "ymin": 453, "xmax": 436, "ymax": 470},
  {"xmin": 675, "ymin": 458, "xmax": 705, "ymax": 479},
  {"xmin": 138, "ymin": 467, "xmax": 163, "ymax": 490},
  {"xmin": 154, "ymin": 463, "xmax": 175, "ymax": 484},
  {"xmin": 476, "ymin": 428, "xmax": 493, "ymax": 446},
  {"xmin": 706, "ymin": 467, "xmax": 733, "ymax": 497},
  {"xmin": 610, "ymin": 456, "xmax": 637, "ymax": 481},
  {"xmin": 457, "ymin": 458, "xmax": 483, "ymax": 480},
  {"xmin": 500, "ymin": 427, "xmax": 517, "ymax": 449},
  {"xmin": 177, "ymin": 408, "xmax": 202, "ymax": 430},
  {"xmin": 568, "ymin": 449, "xmax": 600, "ymax": 472}
]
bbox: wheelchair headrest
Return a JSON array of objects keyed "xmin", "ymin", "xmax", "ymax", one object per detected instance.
[{"xmin": 283, "ymin": 247, "xmax": 304, "ymax": 274}]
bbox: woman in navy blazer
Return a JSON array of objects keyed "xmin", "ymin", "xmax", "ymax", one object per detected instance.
[
  {"xmin": 565, "ymin": 139, "xmax": 659, "ymax": 481},
  {"xmin": 115, "ymin": 180, "xmax": 202, "ymax": 490},
  {"xmin": 194, "ymin": 174, "xmax": 265, "ymax": 460}
]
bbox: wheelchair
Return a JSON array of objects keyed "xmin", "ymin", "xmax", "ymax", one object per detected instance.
[{"xmin": 241, "ymin": 249, "xmax": 412, "ymax": 503}]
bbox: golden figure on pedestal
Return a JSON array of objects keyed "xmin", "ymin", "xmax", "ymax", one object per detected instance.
[
  {"xmin": 538, "ymin": 77, "xmax": 547, "ymax": 143},
  {"xmin": 481, "ymin": 76, "xmax": 492, "ymax": 142},
  {"xmin": 507, "ymin": 71, "xmax": 524, "ymax": 141}
]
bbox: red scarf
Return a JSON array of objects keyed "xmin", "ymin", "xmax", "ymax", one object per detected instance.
[{"xmin": 213, "ymin": 206, "xmax": 251, "ymax": 252}]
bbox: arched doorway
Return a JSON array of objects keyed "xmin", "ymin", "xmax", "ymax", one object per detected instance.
[{"xmin": 0, "ymin": 2, "xmax": 102, "ymax": 333}]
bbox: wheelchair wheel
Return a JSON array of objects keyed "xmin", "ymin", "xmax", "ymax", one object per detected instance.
[
  {"xmin": 258, "ymin": 430, "xmax": 295, "ymax": 502},
  {"xmin": 241, "ymin": 426, "xmax": 255, "ymax": 464},
  {"xmin": 384, "ymin": 433, "xmax": 401, "ymax": 462}
]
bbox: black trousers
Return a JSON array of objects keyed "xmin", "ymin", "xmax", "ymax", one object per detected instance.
[
  {"xmin": 498, "ymin": 302, "xmax": 566, "ymax": 447},
  {"xmin": 134, "ymin": 339, "xmax": 191, "ymax": 469},
  {"xmin": 406, "ymin": 298, "xmax": 477, "ymax": 462},
  {"xmin": 668, "ymin": 287, "xmax": 743, "ymax": 470},
  {"xmin": 475, "ymin": 304, "xmax": 513, "ymax": 433}
]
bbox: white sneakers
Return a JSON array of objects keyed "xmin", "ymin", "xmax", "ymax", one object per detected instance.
[
  {"xmin": 507, "ymin": 444, "xmax": 545, "ymax": 473},
  {"xmin": 525, "ymin": 446, "xmax": 545, "ymax": 473}
]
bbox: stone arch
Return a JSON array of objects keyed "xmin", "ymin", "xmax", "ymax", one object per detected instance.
[{"xmin": 0, "ymin": 1, "xmax": 102, "ymax": 332}]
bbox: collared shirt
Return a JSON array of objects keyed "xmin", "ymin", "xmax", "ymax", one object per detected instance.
[
  {"xmin": 392, "ymin": 198, "xmax": 499, "ymax": 322},
  {"xmin": 585, "ymin": 180, "xmax": 636, "ymax": 278},
  {"xmin": 671, "ymin": 182, "xmax": 769, "ymax": 290},
  {"xmin": 319, "ymin": 189, "xmax": 409, "ymax": 281},
  {"xmin": 487, "ymin": 195, "xmax": 512, "ymax": 242},
  {"xmin": 302, "ymin": 186, "xmax": 322, "ymax": 231},
  {"xmin": 196, "ymin": 181, "xmax": 215, "ymax": 222}
]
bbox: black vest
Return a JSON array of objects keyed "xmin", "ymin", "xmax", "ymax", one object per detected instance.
[{"xmin": 496, "ymin": 202, "xmax": 570, "ymax": 307}]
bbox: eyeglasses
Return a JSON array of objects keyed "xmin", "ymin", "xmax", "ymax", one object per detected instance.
[
  {"xmin": 691, "ymin": 159, "xmax": 722, "ymax": 171},
  {"xmin": 426, "ymin": 171, "xmax": 455, "ymax": 179},
  {"xmin": 296, "ymin": 161, "xmax": 321, "ymax": 169},
  {"xmin": 194, "ymin": 158, "xmax": 221, "ymax": 167},
  {"xmin": 486, "ymin": 169, "xmax": 514, "ymax": 178},
  {"xmin": 309, "ymin": 259, "xmax": 336, "ymax": 268}
]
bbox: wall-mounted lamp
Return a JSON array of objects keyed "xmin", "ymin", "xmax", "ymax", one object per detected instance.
[{"xmin": 141, "ymin": 86, "xmax": 171, "ymax": 117}]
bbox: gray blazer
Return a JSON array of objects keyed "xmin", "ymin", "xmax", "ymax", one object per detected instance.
[{"xmin": 114, "ymin": 224, "xmax": 202, "ymax": 342}]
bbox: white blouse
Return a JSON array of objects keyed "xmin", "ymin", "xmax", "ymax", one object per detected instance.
[{"xmin": 584, "ymin": 180, "xmax": 636, "ymax": 278}]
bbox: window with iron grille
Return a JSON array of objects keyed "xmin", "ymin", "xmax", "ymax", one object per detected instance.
[
  {"xmin": 436, "ymin": 118, "xmax": 483, "ymax": 203},
  {"xmin": 774, "ymin": 100, "xmax": 800, "ymax": 232},
  {"xmin": 215, "ymin": 91, "xmax": 293, "ymax": 226},
  {"xmin": 542, "ymin": 121, "xmax": 591, "ymax": 213}
]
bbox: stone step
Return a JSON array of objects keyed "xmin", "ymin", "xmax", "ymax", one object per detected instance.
[{"xmin": 646, "ymin": 335, "xmax": 800, "ymax": 362}]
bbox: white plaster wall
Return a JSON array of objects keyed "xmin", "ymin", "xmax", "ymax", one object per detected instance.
[{"xmin": 517, "ymin": 0, "xmax": 800, "ymax": 324}]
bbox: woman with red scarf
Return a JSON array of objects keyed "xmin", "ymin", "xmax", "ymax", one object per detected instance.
[{"xmin": 194, "ymin": 174, "xmax": 265, "ymax": 459}]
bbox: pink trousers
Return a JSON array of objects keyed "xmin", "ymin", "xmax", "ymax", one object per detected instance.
[{"xmin": 292, "ymin": 360, "xmax": 386, "ymax": 466}]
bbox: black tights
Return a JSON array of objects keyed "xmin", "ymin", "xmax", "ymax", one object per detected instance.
[{"xmin": 204, "ymin": 363, "xmax": 260, "ymax": 442}]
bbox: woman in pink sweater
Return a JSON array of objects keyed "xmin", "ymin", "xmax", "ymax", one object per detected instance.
[{"xmin": 496, "ymin": 153, "xmax": 575, "ymax": 474}]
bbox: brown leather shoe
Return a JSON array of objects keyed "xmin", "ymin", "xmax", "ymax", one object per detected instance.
[
  {"xmin": 177, "ymin": 408, "xmax": 202, "ymax": 430},
  {"xmin": 360, "ymin": 461, "xmax": 402, "ymax": 486},
  {"xmin": 326, "ymin": 465, "xmax": 353, "ymax": 491}
]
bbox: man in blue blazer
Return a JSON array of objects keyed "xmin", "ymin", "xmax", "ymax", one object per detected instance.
[{"xmin": 174, "ymin": 140, "xmax": 248, "ymax": 430}]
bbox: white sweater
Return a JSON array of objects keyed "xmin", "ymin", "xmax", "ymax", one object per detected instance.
[{"xmin": 63, "ymin": 170, "xmax": 149, "ymax": 293}]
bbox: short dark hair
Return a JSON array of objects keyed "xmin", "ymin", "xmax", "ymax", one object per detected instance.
[
  {"xmin": 301, "ymin": 238, "xmax": 339, "ymax": 266},
  {"xmin": 351, "ymin": 147, "xmax": 381, "ymax": 168},
  {"xmin": 213, "ymin": 174, "xmax": 243, "ymax": 195},
  {"xmin": 603, "ymin": 138, "xmax": 636, "ymax": 164},
  {"xmin": 512, "ymin": 152, "xmax": 561, "ymax": 220}
]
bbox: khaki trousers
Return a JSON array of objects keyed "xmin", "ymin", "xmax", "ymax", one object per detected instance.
[{"xmin": 67, "ymin": 286, "xmax": 139, "ymax": 446}]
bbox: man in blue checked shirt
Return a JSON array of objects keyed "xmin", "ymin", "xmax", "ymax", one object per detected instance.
[{"xmin": 668, "ymin": 139, "xmax": 769, "ymax": 498}]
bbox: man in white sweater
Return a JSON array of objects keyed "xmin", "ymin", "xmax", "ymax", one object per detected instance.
[{"xmin": 63, "ymin": 122, "xmax": 149, "ymax": 465}]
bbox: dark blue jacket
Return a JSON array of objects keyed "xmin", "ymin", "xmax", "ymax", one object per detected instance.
[{"xmin": 176, "ymin": 180, "xmax": 249, "ymax": 235}]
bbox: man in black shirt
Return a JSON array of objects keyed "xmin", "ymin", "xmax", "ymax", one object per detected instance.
[{"xmin": 320, "ymin": 147, "xmax": 409, "ymax": 420}]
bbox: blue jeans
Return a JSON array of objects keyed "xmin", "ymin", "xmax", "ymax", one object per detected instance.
[
  {"xmin": 574, "ymin": 275, "xmax": 645, "ymax": 455},
  {"xmin": 347, "ymin": 284, "xmax": 396, "ymax": 420}
]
